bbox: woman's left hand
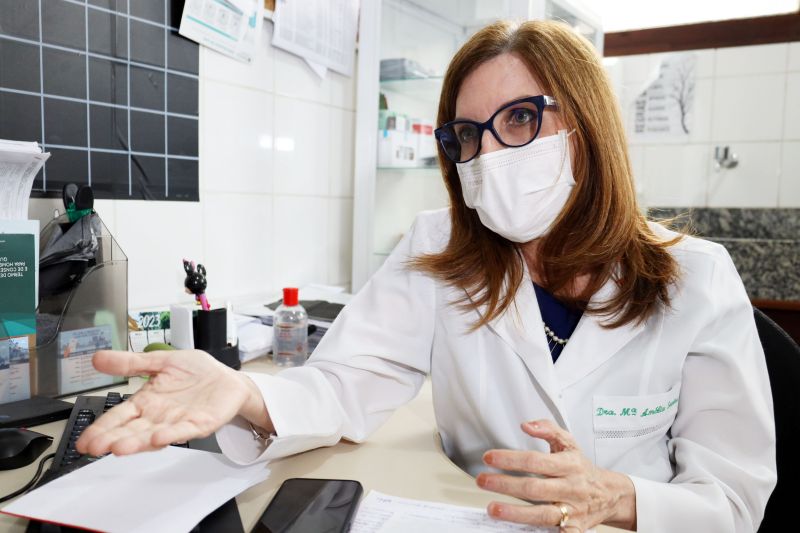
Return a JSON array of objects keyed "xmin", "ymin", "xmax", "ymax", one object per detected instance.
[{"xmin": 476, "ymin": 419, "xmax": 637, "ymax": 532}]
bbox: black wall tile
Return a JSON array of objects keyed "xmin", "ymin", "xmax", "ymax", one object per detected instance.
[
  {"xmin": 167, "ymin": 157, "xmax": 198, "ymax": 201},
  {"xmin": 130, "ymin": 0, "xmax": 165, "ymax": 24},
  {"xmin": 42, "ymin": 0, "xmax": 86, "ymax": 51},
  {"xmin": 90, "ymin": 104, "xmax": 128, "ymax": 150},
  {"xmin": 130, "ymin": 19, "xmax": 164, "ymax": 67},
  {"xmin": 130, "ymin": 66, "xmax": 164, "ymax": 110},
  {"xmin": 0, "ymin": 38, "xmax": 40, "ymax": 92},
  {"xmin": 130, "ymin": 110, "xmax": 164, "ymax": 153},
  {"xmin": 0, "ymin": 0, "xmax": 40, "ymax": 41},
  {"xmin": 0, "ymin": 92, "xmax": 41, "ymax": 142},
  {"xmin": 167, "ymin": 30, "xmax": 198, "ymax": 74},
  {"xmin": 88, "ymin": 0, "xmax": 127, "ymax": 13},
  {"xmin": 88, "ymin": 9, "xmax": 128, "ymax": 59},
  {"xmin": 91, "ymin": 151, "xmax": 129, "ymax": 199},
  {"xmin": 167, "ymin": 116, "xmax": 197, "ymax": 157},
  {"xmin": 45, "ymin": 148, "xmax": 89, "ymax": 192},
  {"xmin": 88, "ymin": 57, "xmax": 127, "ymax": 105},
  {"xmin": 131, "ymin": 154, "xmax": 166, "ymax": 199},
  {"xmin": 167, "ymin": 73, "xmax": 197, "ymax": 115},
  {"xmin": 42, "ymin": 48, "xmax": 86, "ymax": 99},
  {"xmin": 44, "ymin": 98, "xmax": 87, "ymax": 146}
]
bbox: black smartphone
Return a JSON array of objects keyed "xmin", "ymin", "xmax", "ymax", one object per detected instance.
[{"xmin": 252, "ymin": 478, "xmax": 363, "ymax": 533}]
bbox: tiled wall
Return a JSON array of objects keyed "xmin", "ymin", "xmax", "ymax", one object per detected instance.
[
  {"xmin": 605, "ymin": 42, "xmax": 800, "ymax": 208},
  {"xmin": 29, "ymin": 23, "xmax": 357, "ymax": 309}
]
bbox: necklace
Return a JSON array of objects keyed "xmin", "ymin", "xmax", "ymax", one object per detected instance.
[{"xmin": 543, "ymin": 323, "xmax": 569, "ymax": 345}]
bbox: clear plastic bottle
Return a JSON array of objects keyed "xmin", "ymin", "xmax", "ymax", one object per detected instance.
[{"xmin": 272, "ymin": 287, "xmax": 308, "ymax": 367}]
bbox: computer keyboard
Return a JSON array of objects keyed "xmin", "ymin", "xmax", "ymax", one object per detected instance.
[
  {"xmin": 37, "ymin": 391, "xmax": 188, "ymax": 485},
  {"xmin": 27, "ymin": 391, "xmax": 243, "ymax": 533}
]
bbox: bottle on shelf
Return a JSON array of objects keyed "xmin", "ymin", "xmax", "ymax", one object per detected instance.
[{"xmin": 272, "ymin": 287, "xmax": 308, "ymax": 367}]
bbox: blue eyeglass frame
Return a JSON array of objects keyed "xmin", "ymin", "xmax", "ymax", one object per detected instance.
[{"xmin": 434, "ymin": 95, "xmax": 558, "ymax": 164}]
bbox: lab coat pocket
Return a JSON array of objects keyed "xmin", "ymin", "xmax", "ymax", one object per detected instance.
[{"xmin": 592, "ymin": 383, "xmax": 681, "ymax": 478}]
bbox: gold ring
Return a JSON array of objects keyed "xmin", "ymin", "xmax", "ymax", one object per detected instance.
[{"xmin": 558, "ymin": 503, "xmax": 569, "ymax": 528}]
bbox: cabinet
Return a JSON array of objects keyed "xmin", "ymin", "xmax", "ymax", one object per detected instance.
[{"xmin": 351, "ymin": 0, "xmax": 602, "ymax": 290}]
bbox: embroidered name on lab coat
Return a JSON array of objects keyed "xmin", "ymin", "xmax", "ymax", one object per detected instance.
[{"xmin": 595, "ymin": 397, "xmax": 678, "ymax": 418}]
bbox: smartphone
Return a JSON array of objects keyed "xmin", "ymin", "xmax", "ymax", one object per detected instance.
[{"xmin": 252, "ymin": 478, "xmax": 363, "ymax": 533}]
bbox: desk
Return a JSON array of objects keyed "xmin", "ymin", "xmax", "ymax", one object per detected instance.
[{"xmin": 0, "ymin": 358, "xmax": 623, "ymax": 533}]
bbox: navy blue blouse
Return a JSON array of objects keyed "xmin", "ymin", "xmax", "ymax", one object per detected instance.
[{"xmin": 533, "ymin": 283, "xmax": 583, "ymax": 362}]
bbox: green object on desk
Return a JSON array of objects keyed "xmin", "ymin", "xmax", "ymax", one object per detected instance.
[{"xmin": 143, "ymin": 342, "xmax": 174, "ymax": 352}]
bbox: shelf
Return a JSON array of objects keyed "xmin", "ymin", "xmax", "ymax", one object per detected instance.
[
  {"xmin": 377, "ymin": 166, "xmax": 439, "ymax": 172},
  {"xmin": 379, "ymin": 77, "xmax": 444, "ymax": 103}
]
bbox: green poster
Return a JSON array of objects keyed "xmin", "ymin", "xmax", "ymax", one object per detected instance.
[{"xmin": 0, "ymin": 233, "xmax": 36, "ymax": 338}]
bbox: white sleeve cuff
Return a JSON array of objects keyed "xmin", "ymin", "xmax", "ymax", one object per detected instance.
[{"xmin": 215, "ymin": 369, "xmax": 346, "ymax": 465}]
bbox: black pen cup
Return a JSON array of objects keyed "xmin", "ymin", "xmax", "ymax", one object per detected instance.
[{"xmin": 193, "ymin": 308, "xmax": 240, "ymax": 370}]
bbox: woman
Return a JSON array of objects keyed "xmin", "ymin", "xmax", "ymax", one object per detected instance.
[{"xmin": 76, "ymin": 20, "xmax": 776, "ymax": 532}]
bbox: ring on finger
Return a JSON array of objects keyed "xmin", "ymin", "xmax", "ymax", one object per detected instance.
[{"xmin": 556, "ymin": 503, "xmax": 569, "ymax": 528}]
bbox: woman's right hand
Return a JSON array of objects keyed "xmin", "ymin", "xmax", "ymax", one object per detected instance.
[{"xmin": 75, "ymin": 349, "xmax": 272, "ymax": 457}]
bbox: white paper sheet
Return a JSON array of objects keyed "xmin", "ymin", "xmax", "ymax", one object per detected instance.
[
  {"xmin": 1, "ymin": 446, "xmax": 270, "ymax": 533},
  {"xmin": 350, "ymin": 491, "xmax": 558, "ymax": 533},
  {"xmin": 179, "ymin": 0, "xmax": 264, "ymax": 64},
  {"xmin": 272, "ymin": 0, "xmax": 359, "ymax": 77},
  {"xmin": 0, "ymin": 140, "xmax": 49, "ymax": 221}
]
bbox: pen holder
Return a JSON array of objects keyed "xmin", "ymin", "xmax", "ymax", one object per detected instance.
[{"xmin": 193, "ymin": 308, "xmax": 240, "ymax": 370}]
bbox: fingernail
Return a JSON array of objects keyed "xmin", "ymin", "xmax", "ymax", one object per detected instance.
[
  {"xmin": 524, "ymin": 422, "xmax": 539, "ymax": 430},
  {"xmin": 483, "ymin": 451, "xmax": 494, "ymax": 465},
  {"xmin": 489, "ymin": 503, "xmax": 504, "ymax": 517}
]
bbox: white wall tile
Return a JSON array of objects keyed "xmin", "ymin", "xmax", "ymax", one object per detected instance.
[
  {"xmin": 789, "ymin": 42, "xmax": 800, "ymax": 72},
  {"xmin": 202, "ymin": 193, "xmax": 272, "ymax": 299},
  {"xmin": 642, "ymin": 144, "xmax": 709, "ymax": 207},
  {"xmin": 784, "ymin": 73, "xmax": 800, "ymax": 140},
  {"xmin": 715, "ymin": 43, "xmax": 788, "ymax": 77},
  {"xmin": 202, "ymin": 80, "xmax": 274, "ymax": 194},
  {"xmin": 327, "ymin": 198, "xmax": 353, "ymax": 286},
  {"xmin": 93, "ymin": 199, "xmax": 117, "ymax": 235},
  {"xmin": 707, "ymin": 142, "xmax": 781, "ymax": 207},
  {"xmin": 114, "ymin": 201, "xmax": 204, "ymax": 309},
  {"xmin": 329, "ymin": 67, "xmax": 357, "ymax": 111},
  {"xmin": 272, "ymin": 195, "xmax": 328, "ymax": 289},
  {"xmin": 711, "ymin": 74, "xmax": 785, "ymax": 142},
  {"xmin": 273, "ymin": 47, "xmax": 329, "ymax": 105},
  {"xmin": 686, "ymin": 78, "xmax": 713, "ymax": 143},
  {"xmin": 273, "ymin": 96, "xmax": 331, "ymax": 195},
  {"xmin": 694, "ymin": 49, "xmax": 715, "ymax": 78},
  {"xmin": 201, "ymin": 23, "xmax": 274, "ymax": 93},
  {"xmin": 780, "ymin": 141, "xmax": 800, "ymax": 207},
  {"xmin": 627, "ymin": 145, "xmax": 645, "ymax": 201},
  {"xmin": 329, "ymin": 109, "xmax": 355, "ymax": 197}
]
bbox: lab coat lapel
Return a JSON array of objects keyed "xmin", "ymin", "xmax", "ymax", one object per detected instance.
[
  {"xmin": 476, "ymin": 273, "xmax": 569, "ymax": 427},
  {"xmin": 553, "ymin": 276, "xmax": 646, "ymax": 390}
]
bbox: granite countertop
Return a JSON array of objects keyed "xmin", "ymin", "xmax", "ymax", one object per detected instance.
[{"xmin": 648, "ymin": 208, "xmax": 800, "ymax": 302}]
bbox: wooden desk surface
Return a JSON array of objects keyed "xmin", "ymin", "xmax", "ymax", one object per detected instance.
[{"xmin": 0, "ymin": 359, "xmax": 623, "ymax": 532}]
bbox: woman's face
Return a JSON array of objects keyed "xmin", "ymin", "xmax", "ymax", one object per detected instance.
[{"xmin": 454, "ymin": 52, "xmax": 567, "ymax": 159}]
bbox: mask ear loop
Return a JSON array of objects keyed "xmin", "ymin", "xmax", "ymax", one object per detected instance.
[{"xmin": 551, "ymin": 128, "xmax": 576, "ymax": 186}]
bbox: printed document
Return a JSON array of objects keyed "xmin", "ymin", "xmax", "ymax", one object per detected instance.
[
  {"xmin": 272, "ymin": 0, "xmax": 359, "ymax": 77},
  {"xmin": 0, "ymin": 139, "xmax": 49, "ymax": 220},
  {"xmin": 351, "ymin": 491, "xmax": 558, "ymax": 533},
  {"xmin": 180, "ymin": 0, "xmax": 264, "ymax": 63}
]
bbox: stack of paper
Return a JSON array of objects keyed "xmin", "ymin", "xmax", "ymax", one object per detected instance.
[{"xmin": 0, "ymin": 139, "xmax": 50, "ymax": 221}]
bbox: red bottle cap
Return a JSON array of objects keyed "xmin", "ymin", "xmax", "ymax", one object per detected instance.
[{"xmin": 283, "ymin": 287, "xmax": 299, "ymax": 307}]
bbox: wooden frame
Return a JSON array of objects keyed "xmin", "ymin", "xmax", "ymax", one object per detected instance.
[{"xmin": 604, "ymin": 11, "xmax": 800, "ymax": 57}]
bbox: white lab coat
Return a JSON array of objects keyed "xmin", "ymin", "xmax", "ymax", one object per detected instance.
[{"xmin": 216, "ymin": 208, "xmax": 776, "ymax": 533}]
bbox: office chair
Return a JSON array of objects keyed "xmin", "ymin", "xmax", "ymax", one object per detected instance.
[{"xmin": 753, "ymin": 307, "xmax": 800, "ymax": 533}]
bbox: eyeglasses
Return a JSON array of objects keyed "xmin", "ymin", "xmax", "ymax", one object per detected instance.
[{"xmin": 434, "ymin": 95, "xmax": 558, "ymax": 164}]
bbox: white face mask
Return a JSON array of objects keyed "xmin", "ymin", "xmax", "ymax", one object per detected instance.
[{"xmin": 456, "ymin": 129, "xmax": 576, "ymax": 243}]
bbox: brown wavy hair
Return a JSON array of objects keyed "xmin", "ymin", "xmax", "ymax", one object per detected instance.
[{"xmin": 409, "ymin": 20, "xmax": 681, "ymax": 329}]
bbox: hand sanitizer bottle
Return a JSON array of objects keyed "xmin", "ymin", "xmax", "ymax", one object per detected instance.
[{"xmin": 273, "ymin": 287, "xmax": 308, "ymax": 366}]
